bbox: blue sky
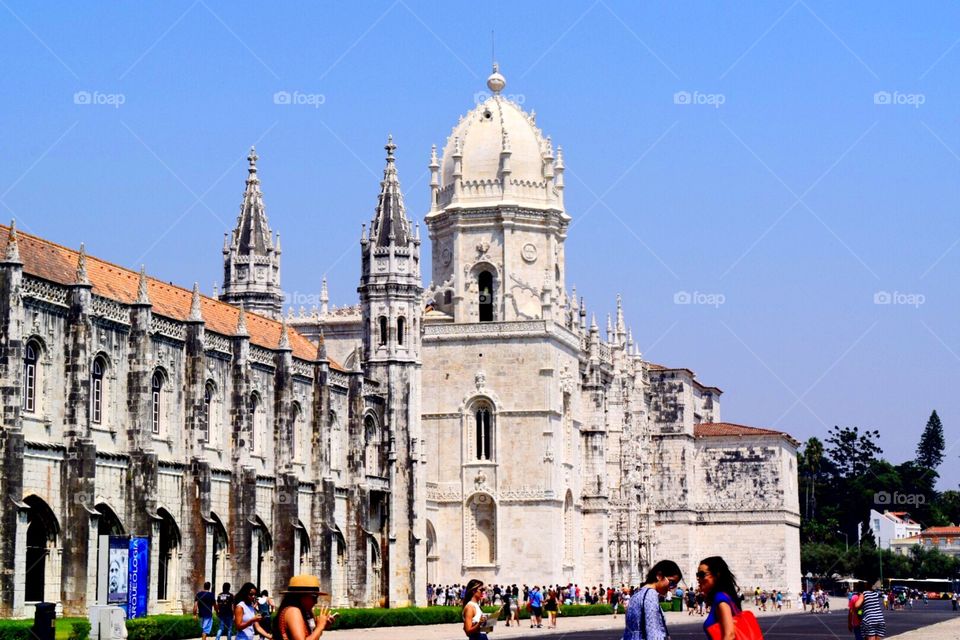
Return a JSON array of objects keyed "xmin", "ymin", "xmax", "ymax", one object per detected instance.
[{"xmin": 2, "ymin": 2, "xmax": 958, "ymax": 490}]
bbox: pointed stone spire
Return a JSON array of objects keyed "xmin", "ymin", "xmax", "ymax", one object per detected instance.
[
  {"xmin": 189, "ymin": 282, "xmax": 203, "ymax": 322},
  {"xmin": 236, "ymin": 303, "xmax": 249, "ymax": 337},
  {"xmin": 220, "ymin": 146, "xmax": 283, "ymax": 319},
  {"xmin": 136, "ymin": 266, "xmax": 150, "ymax": 305},
  {"xmin": 591, "ymin": 313, "xmax": 598, "ymax": 331},
  {"xmin": 370, "ymin": 135, "xmax": 412, "ymax": 248},
  {"xmin": 75, "ymin": 243, "xmax": 90, "ymax": 285},
  {"xmin": 616, "ymin": 294, "xmax": 625, "ymax": 343},
  {"xmin": 278, "ymin": 315, "xmax": 291, "ymax": 350},
  {"xmin": 320, "ymin": 277, "xmax": 329, "ymax": 315},
  {"xmin": 606, "ymin": 313, "xmax": 613, "ymax": 341},
  {"xmin": 4, "ymin": 220, "xmax": 21, "ymax": 263},
  {"xmin": 316, "ymin": 329, "xmax": 328, "ymax": 361}
]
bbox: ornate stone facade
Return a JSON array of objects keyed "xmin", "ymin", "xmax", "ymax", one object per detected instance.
[{"xmin": 296, "ymin": 66, "xmax": 801, "ymax": 594}]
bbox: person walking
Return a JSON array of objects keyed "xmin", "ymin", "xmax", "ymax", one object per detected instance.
[
  {"xmin": 194, "ymin": 581, "xmax": 216, "ymax": 640},
  {"xmin": 234, "ymin": 583, "xmax": 272, "ymax": 640},
  {"xmin": 462, "ymin": 579, "xmax": 490, "ymax": 640},
  {"xmin": 528, "ymin": 586, "xmax": 544, "ymax": 628},
  {"xmin": 215, "ymin": 582, "xmax": 235, "ymax": 640},
  {"xmin": 697, "ymin": 556, "xmax": 741, "ymax": 640},
  {"xmin": 852, "ymin": 587, "xmax": 887, "ymax": 640},
  {"xmin": 611, "ymin": 586, "xmax": 622, "ymax": 619},
  {"xmin": 275, "ymin": 575, "xmax": 337, "ymax": 640},
  {"xmin": 622, "ymin": 559, "xmax": 682, "ymax": 640},
  {"xmin": 544, "ymin": 589, "xmax": 561, "ymax": 629},
  {"xmin": 258, "ymin": 590, "xmax": 275, "ymax": 627},
  {"xmin": 848, "ymin": 591, "xmax": 864, "ymax": 640}
]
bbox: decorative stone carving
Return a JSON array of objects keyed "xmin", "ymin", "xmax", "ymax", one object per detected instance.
[
  {"xmin": 521, "ymin": 243, "xmax": 538, "ymax": 263},
  {"xmin": 474, "ymin": 369, "xmax": 486, "ymax": 390}
]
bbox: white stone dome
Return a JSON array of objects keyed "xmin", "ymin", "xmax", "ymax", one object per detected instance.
[{"xmin": 434, "ymin": 65, "xmax": 564, "ymax": 211}]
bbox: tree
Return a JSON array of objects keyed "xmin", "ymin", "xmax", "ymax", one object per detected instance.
[
  {"xmin": 916, "ymin": 410, "xmax": 945, "ymax": 470},
  {"xmin": 825, "ymin": 425, "xmax": 883, "ymax": 480}
]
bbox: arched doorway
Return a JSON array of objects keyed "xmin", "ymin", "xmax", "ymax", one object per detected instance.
[
  {"xmin": 24, "ymin": 496, "xmax": 59, "ymax": 603},
  {"xmin": 157, "ymin": 509, "xmax": 181, "ymax": 603},
  {"xmin": 209, "ymin": 513, "xmax": 228, "ymax": 591},
  {"xmin": 252, "ymin": 517, "xmax": 273, "ymax": 591},
  {"xmin": 425, "ymin": 520, "xmax": 438, "ymax": 584}
]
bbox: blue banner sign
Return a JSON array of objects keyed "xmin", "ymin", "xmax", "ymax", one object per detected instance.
[{"xmin": 127, "ymin": 536, "xmax": 149, "ymax": 619}]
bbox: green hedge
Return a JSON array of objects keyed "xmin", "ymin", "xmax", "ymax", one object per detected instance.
[
  {"xmin": 0, "ymin": 620, "xmax": 34, "ymax": 640},
  {"xmin": 125, "ymin": 615, "xmax": 200, "ymax": 640},
  {"xmin": 65, "ymin": 621, "xmax": 90, "ymax": 640},
  {"xmin": 324, "ymin": 603, "xmax": 614, "ymax": 630}
]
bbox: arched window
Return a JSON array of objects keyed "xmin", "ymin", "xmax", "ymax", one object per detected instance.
[
  {"xmin": 151, "ymin": 371, "xmax": 163, "ymax": 434},
  {"xmin": 364, "ymin": 415, "xmax": 382, "ymax": 476},
  {"xmin": 478, "ymin": 271, "xmax": 493, "ymax": 322},
  {"xmin": 249, "ymin": 393, "xmax": 260, "ymax": 452},
  {"xmin": 444, "ymin": 291, "xmax": 452, "ymax": 305},
  {"xmin": 397, "ymin": 316, "xmax": 406, "ymax": 346},
  {"xmin": 91, "ymin": 356, "xmax": 106, "ymax": 425},
  {"xmin": 330, "ymin": 411, "xmax": 342, "ymax": 472},
  {"xmin": 291, "ymin": 402, "xmax": 302, "ymax": 462},
  {"xmin": 203, "ymin": 382, "xmax": 215, "ymax": 444},
  {"xmin": 474, "ymin": 403, "xmax": 492, "ymax": 461},
  {"xmin": 23, "ymin": 341, "xmax": 39, "ymax": 413},
  {"xmin": 378, "ymin": 316, "xmax": 388, "ymax": 346}
]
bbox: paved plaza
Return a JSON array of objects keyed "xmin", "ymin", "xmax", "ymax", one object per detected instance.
[{"xmin": 313, "ymin": 599, "xmax": 960, "ymax": 639}]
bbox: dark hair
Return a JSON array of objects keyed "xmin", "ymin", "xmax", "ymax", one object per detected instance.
[
  {"xmin": 699, "ymin": 556, "xmax": 739, "ymax": 605},
  {"xmin": 235, "ymin": 582, "xmax": 258, "ymax": 604},
  {"xmin": 222, "ymin": 582, "xmax": 231, "ymax": 593},
  {"xmin": 462, "ymin": 579, "xmax": 484, "ymax": 612},
  {"xmin": 644, "ymin": 560, "xmax": 683, "ymax": 586},
  {"xmin": 274, "ymin": 592, "xmax": 314, "ymax": 639},
  {"xmin": 261, "ymin": 590, "xmax": 269, "ymax": 597},
  {"xmin": 204, "ymin": 581, "xmax": 211, "ymax": 590}
]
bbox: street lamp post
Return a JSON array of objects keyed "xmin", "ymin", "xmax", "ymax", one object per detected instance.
[{"xmin": 837, "ymin": 530, "xmax": 849, "ymax": 552}]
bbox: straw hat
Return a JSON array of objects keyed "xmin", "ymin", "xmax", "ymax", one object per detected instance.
[{"xmin": 281, "ymin": 575, "xmax": 328, "ymax": 596}]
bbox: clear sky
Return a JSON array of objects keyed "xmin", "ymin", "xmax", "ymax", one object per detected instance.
[{"xmin": 2, "ymin": 2, "xmax": 958, "ymax": 489}]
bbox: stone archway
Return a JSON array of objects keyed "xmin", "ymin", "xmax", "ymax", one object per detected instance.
[
  {"xmin": 23, "ymin": 495, "xmax": 60, "ymax": 604},
  {"xmin": 156, "ymin": 508, "xmax": 180, "ymax": 604}
]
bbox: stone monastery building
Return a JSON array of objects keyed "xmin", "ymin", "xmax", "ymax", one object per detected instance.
[{"xmin": 0, "ymin": 65, "xmax": 800, "ymax": 617}]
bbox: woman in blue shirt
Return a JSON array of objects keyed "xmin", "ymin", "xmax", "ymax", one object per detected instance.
[
  {"xmin": 622, "ymin": 559, "xmax": 683, "ymax": 640},
  {"xmin": 697, "ymin": 556, "xmax": 740, "ymax": 640}
]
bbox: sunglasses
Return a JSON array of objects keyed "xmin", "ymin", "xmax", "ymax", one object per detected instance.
[{"xmin": 696, "ymin": 571, "xmax": 711, "ymax": 580}]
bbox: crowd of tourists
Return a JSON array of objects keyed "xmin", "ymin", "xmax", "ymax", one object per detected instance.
[
  {"xmin": 193, "ymin": 576, "xmax": 338, "ymax": 640},
  {"xmin": 458, "ymin": 555, "xmax": 768, "ymax": 640}
]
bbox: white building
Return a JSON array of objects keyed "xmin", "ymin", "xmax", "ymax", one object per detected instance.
[{"xmin": 869, "ymin": 510, "xmax": 922, "ymax": 550}]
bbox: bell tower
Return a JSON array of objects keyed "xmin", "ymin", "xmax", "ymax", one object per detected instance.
[
  {"xmin": 358, "ymin": 136, "xmax": 425, "ymax": 607},
  {"xmin": 220, "ymin": 147, "xmax": 284, "ymax": 319},
  {"xmin": 424, "ymin": 65, "xmax": 570, "ymax": 324}
]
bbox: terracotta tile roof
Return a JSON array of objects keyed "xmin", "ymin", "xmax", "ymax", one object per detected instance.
[
  {"xmin": 922, "ymin": 526, "xmax": 960, "ymax": 536},
  {"xmin": 1, "ymin": 224, "xmax": 339, "ymax": 369},
  {"xmin": 695, "ymin": 421, "xmax": 797, "ymax": 445}
]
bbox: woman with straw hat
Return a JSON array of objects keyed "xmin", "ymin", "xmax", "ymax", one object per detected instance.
[{"xmin": 275, "ymin": 575, "xmax": 338, "ymax": 640}]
